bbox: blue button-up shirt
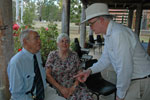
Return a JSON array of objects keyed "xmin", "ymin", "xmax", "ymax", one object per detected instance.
[
  {"xmin": 90, "ymin": 20, "xmax": 150, "ymax": 99},
  {"xmin": 7, "ymin": 48, "xmax": 46, "ymax": 100}
]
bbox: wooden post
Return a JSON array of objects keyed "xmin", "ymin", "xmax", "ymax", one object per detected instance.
[
  {"xmin": 121, "ymin": 15, "xmax": 124, "ymax": 24},
  {"xmin": 0, "ymin": 0, "xmax": 14, "ymax": 99},
  {"xmin": 61, "ymin": 0, "xmax": 70, "ymax": 36},
  {"xmin": 135, "ymin": 4, "xmax": 143, "ymax": 36},
  {"xmin": 147, "ymin": 38, "xmax": 150, "ymax": 56},
  {"xmin": 80, "ymin": 5, "xmax": 86, "ymax": 48},
  {"xmin": 128, "ymin": 9, "xmax": 133, "ymax": 28}
]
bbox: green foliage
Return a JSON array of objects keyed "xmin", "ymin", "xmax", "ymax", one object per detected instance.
[
  {"xmin": 23, "ymin": 2, "xmax": 36, "ymax": 25},
  {"xmin": 40, "ymin": 0, "xmax": 61, "ymax": 21},
  {"xmin": 70, "ymin": 0, "xmax": 82, "ymax": 24},
  {"xmin": 12, "ymin": 1, "xmax": 16, "ymax": 22},
  {"xmin": 37, "ymin": 22, "xmax": 59, "ymax": 64},
  {"xmin": 13, "ymin": 34, "xmax": 21, "ymax": 53},
  {"xmin": 70, "ymin": 41, "xmax": 76, "ymax": 51},
  {"xmin": 58, "ymin": 0, "xmax": 63, "ymax": 10}
]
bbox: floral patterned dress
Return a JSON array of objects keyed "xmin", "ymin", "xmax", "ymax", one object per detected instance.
[{"xmin": 45, "ymin": 50, "xmax": 94, "ymax": 100}]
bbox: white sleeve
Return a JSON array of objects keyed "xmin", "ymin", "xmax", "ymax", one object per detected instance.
[{"xmin": 90, "ymin": 45, "xmax": 111, "ymax": 74}]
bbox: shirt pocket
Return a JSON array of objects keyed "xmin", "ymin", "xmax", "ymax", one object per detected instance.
[{"xmin": 25, "ymin": 73, "xmax": 35, "ymax": 89}]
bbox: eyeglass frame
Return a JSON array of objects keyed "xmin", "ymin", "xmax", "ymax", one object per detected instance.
[{"xmin": 88, "ymin": 18, "xmax": 100, "ymax": 26}]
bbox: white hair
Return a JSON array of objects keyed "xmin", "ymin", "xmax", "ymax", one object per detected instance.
[
  {"xmin": 19, "ymin": 29, "xmax": 36, "ymax": 46},
  {"xmin": 56, "ymin": 33, "xmax": 70, "ymax": 43}
]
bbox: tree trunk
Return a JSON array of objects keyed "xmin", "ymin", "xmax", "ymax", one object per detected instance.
[
  {"xmin": 21, "ymin": 0, "xmax": 24, "ymax": 23},
  {"xmin": 0, "ymin": 0, "xmax": 14, "ymax": 99},
  {"xmin": 61, "ymin": 0, "xmax": 70, "ymax": 35},
  {"xmin": 16, "ymin": 0, "xmax": 19, "ymax": 24},
  {"xmin": 147, "ymin": 38, "xmax": 150, "ymax": 56}
]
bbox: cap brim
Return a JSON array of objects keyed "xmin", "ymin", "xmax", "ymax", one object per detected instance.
[{"xmin": 80, "ymin": 19, "xmax": 89, "ymax": 24}]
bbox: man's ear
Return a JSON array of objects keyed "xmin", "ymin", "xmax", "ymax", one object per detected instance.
[{"xmin": 23, "ymin": 38, "xmax": 27, "ymax": 45}]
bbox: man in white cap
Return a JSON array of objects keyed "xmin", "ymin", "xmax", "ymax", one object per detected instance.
[{"xmin": 75, "ymin": 3, "xmax": 150, "ymax": 100}]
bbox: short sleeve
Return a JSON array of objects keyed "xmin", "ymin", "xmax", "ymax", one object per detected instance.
[{"xmin": 45, "ymin": 51, "xmax": 56, "ymax": 68}]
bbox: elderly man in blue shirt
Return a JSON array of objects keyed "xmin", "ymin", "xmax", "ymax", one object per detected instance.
[
  {"xmin": 7, "ymin": 29, "xmax": 66, "ymax": 100},
  {"xmin": 75, "ymin": 3, "xmax": 150, "ymax": 100}
]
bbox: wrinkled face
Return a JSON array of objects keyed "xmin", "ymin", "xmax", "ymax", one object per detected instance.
[
  {"xmin": 24, "ymin": 31, "xmax": 41, "ymax": 54},
  {"xmin": 57, "ymin": 37, "xmax": 70, "ymax": 52},
  {"xmin": 88, "ymin": 17, "xmax": 104, "ymax": 34}
]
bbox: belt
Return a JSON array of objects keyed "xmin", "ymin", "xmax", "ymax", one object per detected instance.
[{"xmin": 131, "ymin": 74, "xmax": 150, "ymax": 81}]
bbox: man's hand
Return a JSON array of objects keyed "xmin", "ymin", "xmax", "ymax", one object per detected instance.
[
  {"xmin": 116, "ymin": 96, "xmax": 124, "ymax": 100},
  {"xmin": 73, "ymin": 69, "xmax": 91, "ymax": 83}
]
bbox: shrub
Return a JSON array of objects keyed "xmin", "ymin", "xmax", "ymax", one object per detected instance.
[{"xmin": 37, "ymin": 23, "xmax": 59, "ymax": 64}]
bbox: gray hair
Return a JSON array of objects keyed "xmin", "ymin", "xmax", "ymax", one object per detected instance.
[
  {"xmin": 56, "ymin": 33, "xmax": 70, "ymax": 43},
  {"xmin": 20, "ymin": 29, "xmax": 36, "ymax": 46}
]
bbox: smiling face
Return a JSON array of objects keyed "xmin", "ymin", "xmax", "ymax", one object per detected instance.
[
  {"xmin": 57, "ymin": 37, "xmax": 70, "ymax": 52},
  {"xmin": 24, "ymin": 31, "xmax": 41, "ymax": 54}
]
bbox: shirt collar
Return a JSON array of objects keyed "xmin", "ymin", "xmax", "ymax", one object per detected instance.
[
  {"xmin": 22, "ymin": 48, "xmax": 33, "ymax": 60},
  {"xmin": 105, "ymin": 20, "xmax": 113, "ymax": 37},
  {"xmin": 22, "ymin": 48, "xmax": 40, "ymax": 60}
]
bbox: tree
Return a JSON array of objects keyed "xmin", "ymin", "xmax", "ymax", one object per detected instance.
[
  {"xmin": 23, "ymin": 1, "xmax": 36, "ymax": 26},
  {"xmin": 36, "ymin": 0, "xmax": 44, "ymax": 21},
  {"xmin": 37, "ymin": 22, "xmax": 59, "ymax": 64},
  {"xmin": 40, "ymin": 0, "xmax": 61, "ymax": 21},
  {"xmin": 57, "ymin": 0, "xmax": 81, "ymax": 24},
  {"xmin": 16, "ymin": 0, "xmax": 19, "ymax": 23},
  {"xmin": 70, "ymin": 0, "xmax": 81, "ymax": 24},
  {"xmin": 12, "ymin": 1, "xmax": 16, "ymax": 22}
]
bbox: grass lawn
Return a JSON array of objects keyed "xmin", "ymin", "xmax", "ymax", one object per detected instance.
[{"xmin": 140, "ymin": 35, "xmax": 150, "ymax": 43}]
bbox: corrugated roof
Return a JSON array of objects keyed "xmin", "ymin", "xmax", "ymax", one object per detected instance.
[{"xmin": 81, "ymin": 0, "xmax": 150, "ymax": 9}]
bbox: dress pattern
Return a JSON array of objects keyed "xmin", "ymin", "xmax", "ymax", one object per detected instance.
[{"xmin": 45, "ymin": 50, "xmax": 94, "ymax": 100}]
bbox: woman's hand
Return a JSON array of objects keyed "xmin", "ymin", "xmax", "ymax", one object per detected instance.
[
  {"xmin": 59, "ymin": 85, "xmax": 77, "ymax": 99},
  {"xmin": 68, "ymin": 85, "xmax": 76, "ymax": 96},
  {"xmin": 46, "ymin": 67, "xmax": 70, "ymax": 98},
  {"xmin": 59, "ymin": 86, "xmax": 70, "ymax": 98}
]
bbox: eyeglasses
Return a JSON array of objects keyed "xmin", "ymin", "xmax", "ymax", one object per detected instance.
[
  {"xmin": 88, "ymin": 18, "xmax": 99, "ymax": 26},
  {"xmin": 60, "ymin": 40, "xmax": 70, "ymax": 44}
]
